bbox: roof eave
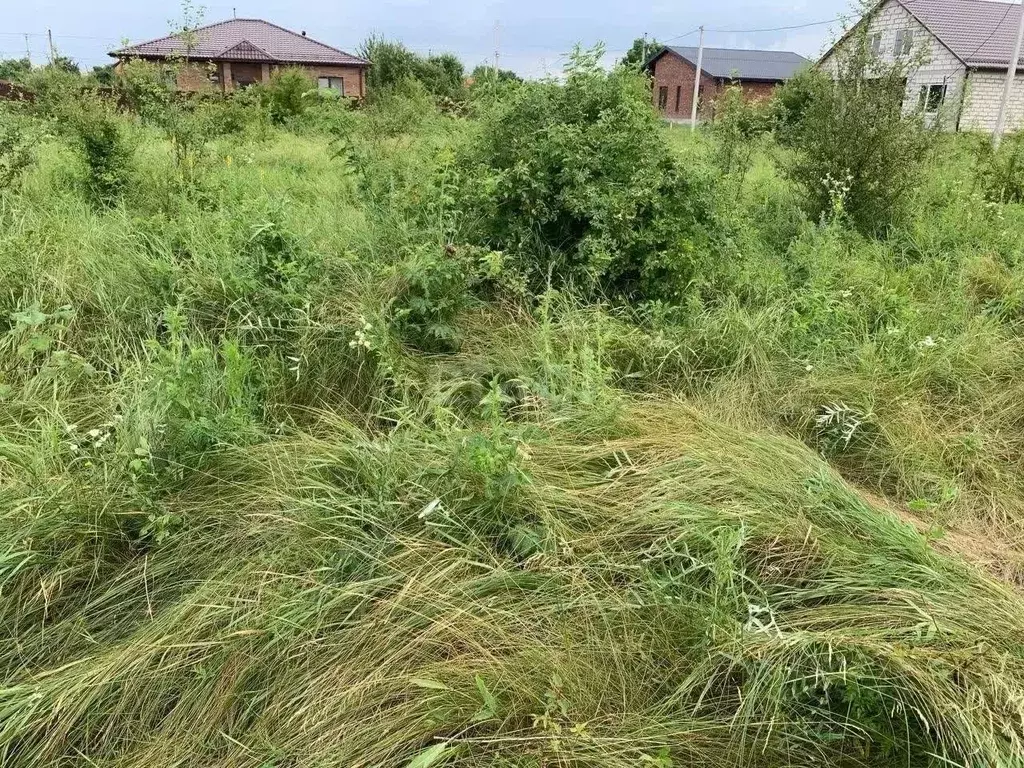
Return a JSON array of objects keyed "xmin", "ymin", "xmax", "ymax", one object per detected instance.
[
  {"xmin": 968, "ymin": 62, "xmax": 1022, "ymax": 71},
  {"xmin": 109, "ymin": 50, "xmax": 370, "ymax": 67}
]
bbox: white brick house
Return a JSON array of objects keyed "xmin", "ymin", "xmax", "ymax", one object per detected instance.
[{"xmin": 819, "ymin": 0, "xmax": 1024, "ymax": 133}]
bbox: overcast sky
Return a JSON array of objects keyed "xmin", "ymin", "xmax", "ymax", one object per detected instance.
[{"xmin": 2, "ymin": 0, "xmax": 856, "ymax": 77}]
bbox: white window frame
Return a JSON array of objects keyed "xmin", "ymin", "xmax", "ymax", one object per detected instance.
[
  {"xmin": 919, "ymin": 82, "xmax": 946, "ymax": 114},
  {"xmin": 317, "ymin": 76, "xmax": 345, "ymax": 95},
  {"xmin": 868, "ymin": 32, "xmax": 883, "ymax": 56}
]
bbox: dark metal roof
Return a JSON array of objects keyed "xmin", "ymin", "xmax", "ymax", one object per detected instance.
[
  {"xmin": 896, "ymin": 0, "xmax": 1024, "ymax": 68},
  {"xmin": 111, "ymin": 18, "xmax": 369, "ymax": 67},
  {"xmin": 656, "ymin": 46, "xmax": 809, "ymax": 81}
]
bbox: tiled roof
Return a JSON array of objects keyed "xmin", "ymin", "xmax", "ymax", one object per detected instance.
[
  {"xmin": 659, "ymin": 46, "xmax": 809, "ymax": 81},
  {"xmin": 897, "ymin": 0, "xmax": 1024, "ymax": 68},
  {"xmin": 111, "ymin": 18, "xmax": 369, "ymax": 67}
]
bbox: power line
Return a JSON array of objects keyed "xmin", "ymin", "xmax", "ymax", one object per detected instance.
[
  {"xmin": 662, "ymin": 27, "xmax": 701, "ymax": 44},
  {"xmin": 656, "ymin": 16, "xmax": 842, "ymax": 49},
  {"xmin": 0, "ymin": 31, "xmax": 123, "ymax": 41},
  {"xmin": 707, "ymin": 17, "xmax": 845, "ymax": 35}
]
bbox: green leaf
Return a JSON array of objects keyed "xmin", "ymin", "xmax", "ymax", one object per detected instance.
[
  {"xmin": 471, "ymin": 674, "xmax": 497, "ymax": 722},
  {"xmin": 406, "ymin": 743, "xmax": 451, "ymax": 768},
  {"xmin": 410, "ymin": 677, "xmax": 450, "ymax": 691}
]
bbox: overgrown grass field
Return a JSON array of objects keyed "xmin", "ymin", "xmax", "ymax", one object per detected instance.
[{"xmin": 5, "ymin": 46, "xmax": 1024, "ymax": 767}]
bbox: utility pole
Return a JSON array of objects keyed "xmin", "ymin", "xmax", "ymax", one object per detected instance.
[
  {"xmin": 690, "ymin": 25, "xmax": 705, "ymax": 132},
  {"xmin": 24, "ymin": 33, "xmax": 31, "ymax": 64},
  {"xmin": 994, "ymin": 0, "xmax": 1024, "ymax": 149},
  {"xmin": 47, "ymin": 28, "xmax": 55, "ymax": 64},
  {"xmin": 641, "ymin": 32, "xmax": 648, "ymax": 68},
  {"xmin": 494, "ymin": 21, "xmax": 501, "ymax": 72}
]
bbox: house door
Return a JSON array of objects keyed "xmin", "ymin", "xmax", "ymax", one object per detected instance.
[
  {"xmin": 657, "ymin": 86, "xmax": 668, "ymax": 111},
  {"xmin": 232, "ymin": 63, "xmax": 263, "ymax": 88}
]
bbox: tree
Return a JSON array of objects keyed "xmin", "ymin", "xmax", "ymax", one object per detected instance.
[
  {"xmin": 620, "ymin": 37, "xmax": 662, "ymax": 69},
  {"xmin": 470, "ymin": 65, "xmax": 521, "ymax": 84},
  {"xmin": 784, "ymin": 28, "xmax": 934, "ymax": 236},
  {"xmin": 420, "ymin": 53, "xmax": 466, "ymax": 101},
  {"xmin": 91, "ymin": 64, "xmax": 117, "ymax": 86},
  {"xmin": 359, "ymin": 36, "xmax": 468, "ymax": 103},
  {"xmin": 359, "ymin": 36, "xmax": 421, "ymax": 97},
  {"xmin": 49, "ymin": 55, "xmax": 80, "ymax": 75},
  {"xmin": 0, "ymin": 58, "xmax": 32, "ymax": 83}
]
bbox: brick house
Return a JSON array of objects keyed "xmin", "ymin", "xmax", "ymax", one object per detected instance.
[
  {"xmin": 819, "ymin": 0, "xmax": 1024, "ymax": 132},
  {"xmin": 645, "ymin": 46, "xmax": 809, "ymax": 122},
  {"xmin": 111, "ymin": 18, "xmax": 370, "ymax": 98}
]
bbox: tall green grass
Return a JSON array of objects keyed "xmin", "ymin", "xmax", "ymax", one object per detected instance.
[{"xmin": 3, "ymin": 83, "xmax": 1024, "ymax": 767}]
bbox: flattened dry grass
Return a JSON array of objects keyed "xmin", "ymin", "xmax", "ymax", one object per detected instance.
[{"xmin": 3, "ymin": 400, "xmax": 1024, "ymax": 766}]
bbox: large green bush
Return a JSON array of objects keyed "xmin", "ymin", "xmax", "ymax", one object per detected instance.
[
  {"xmin": 65, "ymin": 94, "xmax": 135, "ymax": 207},
  {"xmin": 0, "ymin": 110, "xmax": 33, "ymax": 192},
  {"xmin": 784, "ymin": 40, "xmax": 934, "ymax": 236},
  {"xmin": 360, "ymin": 36, "xmax": 467, "ymax": 104},
  {"xmin": 456, "ymin": 46, "xmax": 717, "ymax": 301},
  {"xmin": 973, "ymin": 130, "xmax": 1024, "ymax": 203},
  {"xmin": 262, "ymin": 67, "xmax": 314, "ymax": 124}
]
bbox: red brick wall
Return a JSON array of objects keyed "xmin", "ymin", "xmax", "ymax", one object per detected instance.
[
  {"xmin": 116, "ymin": 58, "xmax": 366, "ymax": 99},
  {"xmin": 298, "ymin": 65, "xmax": 366, "ymax": 99},
  {"xmin": 651, "ymin": 52, "xmax": 717, "ymax": 120},
  {"xmin": 737, "ymin": 80, "xmax": 777, "ymax": 102},
  {"xmin": 649, "ymin": 50, "xmax": 782, "ymax": 121},
  {"xmin": 175, "ymin": 64, "xmax": 216, "ymax": 92}
]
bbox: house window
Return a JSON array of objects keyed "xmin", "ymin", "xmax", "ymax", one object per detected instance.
[
  {"xmin": 657, "ymin": 85, "xmax": 668, "ymax": 110},
  {"xmin": 867, "ymin": 33, "xmax": 882, "ymax": 56},
  {"xmin": 919, "ymin": 83, "xmax": 946, "ymax": 113},
  {"xmin": 675, "ymin": 85, "xmax": 681, "ymax": 112},
  {"xmin": 318, "ymin": 76, "xmax": 345, "ymax": 95},
  {"xmin": 894, "ymin": 29, "xmax": 913, "ymax": 57}
]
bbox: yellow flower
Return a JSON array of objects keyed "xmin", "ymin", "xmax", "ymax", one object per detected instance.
[{"xmin": 225, "ymin": 155, "xmax": 233, "ymax": 167}]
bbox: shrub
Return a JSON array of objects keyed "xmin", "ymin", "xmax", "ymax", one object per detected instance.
[
  {"xmin": 204, "ymin": 89, "xmax": 269, "ymax": 136},
  {"xmin": 263, "ymin": 67, "xmax": 314, "ymax": 124},
  {"xmin": 65, "ymin": 94, "xmax": 134, "ymax": 207},
  {"xmin": 456, "ymin": 45, "xmax": 718, "ymax": 301},
  {"xmin": 360, "ymin": 36, "xmax": 423, "ymax": 97},
  {"xmin": 973, "ymin": 130, "xmax": 1024, "ymax": 203},
  {"xmin": 360, "ymin": 36, "xmax": 467, "ymax": 104},
  {"xmin": 114, "ymin": 58, "xmax": 174, "ymax": 123},
  {"xmin": 163, "ymin": 100, "xmax": 211, "ymax": 188},
  {"xmin": 362, "ymin": 77, "xmax": 438, "ymax": 138},
  {"xmin": 712, "ymin": 84, "xmax": 774, "ymax": 175},
  {"xmin": 23, "ymin": 64, "xmax": 81, "ymax": 118},
  {"xmin": 785, "ymin": 41, "xmax": 934, "ymax": 236},
  {"xmin": 772, "ymin": 66, "xmax": 827, "ymax": 143},
  {"xmin": 418, "ymin": 53, "xmax": 467, "ymax": 103},
  {"xmin": 390, "ymin": 243, "xmax": 472, "ymax": 353},
  {"xmin": 0, "ymin": 111, "xmax": 33, "ymax": 192},
  {"xmin": 288, "ymin": 90, "xmax": 356, "ymax": 136},
  {"xmin": 0, "ymin": 57, "xmax": 32, "ymax": 83}
]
